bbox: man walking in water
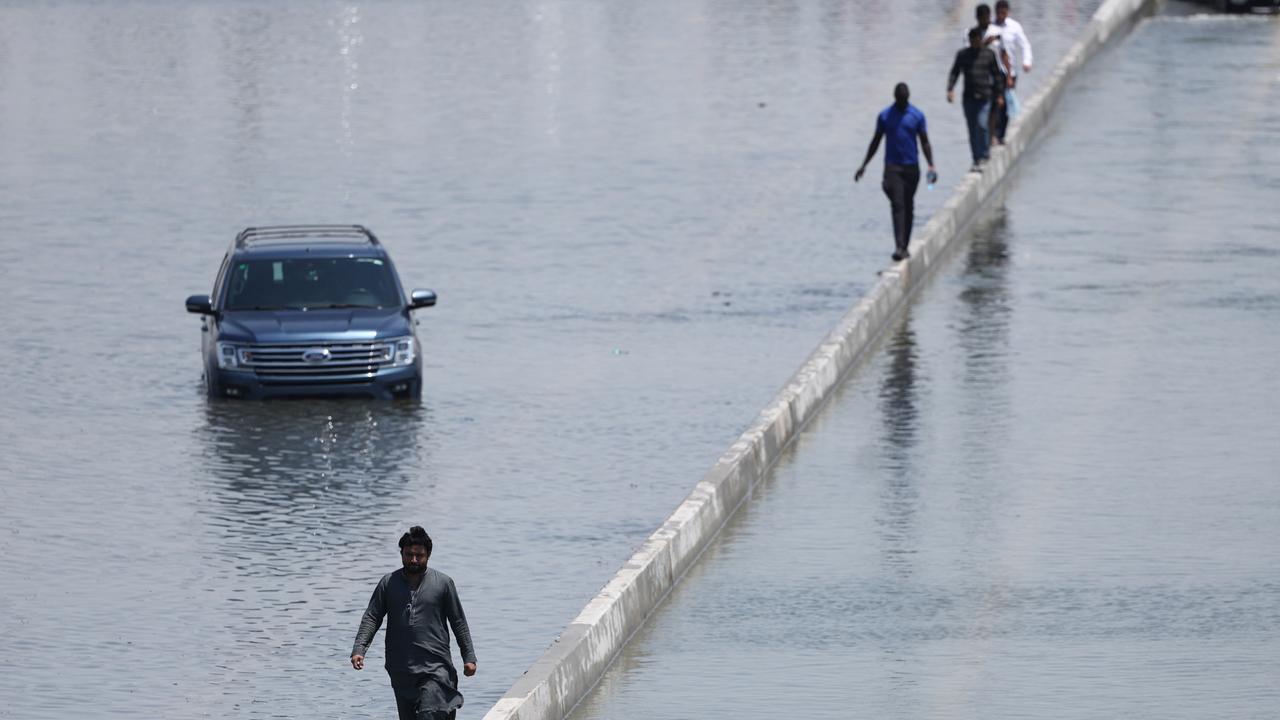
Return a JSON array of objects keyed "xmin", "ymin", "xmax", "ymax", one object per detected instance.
[
  {"xmin": 352, "ymin": 526, "xmax": 477, "ymax": 720},
  {"xmin": 855, "ymin": 82, "xmax": 937, "ymax": 262},
  {"xmin": 949, "ymin": 27, "xmax": 1005, "ymax": 172}
]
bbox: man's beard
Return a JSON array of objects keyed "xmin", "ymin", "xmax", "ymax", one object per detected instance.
[{"xmin": 404, "ymin": 563, "xmax": 426, "ymax": 574}]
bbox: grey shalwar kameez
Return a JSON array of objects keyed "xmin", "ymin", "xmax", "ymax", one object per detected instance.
[{"xmin": 353, "ymin": 567, "xmax": 477, "ymax": 720}]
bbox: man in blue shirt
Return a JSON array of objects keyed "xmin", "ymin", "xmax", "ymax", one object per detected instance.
[{"xmin": 855, "ymin": 82, "xmax": 937, "ymax": 261}]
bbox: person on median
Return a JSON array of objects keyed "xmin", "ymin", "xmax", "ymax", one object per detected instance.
[
  {"xmin": 990, "ymin": 0, "xmax": 1034, "ymax": 143},
  {"xmin": 855, "ymin": 82, "xmax": 938, "ymax": 263},
  {"xmin": 948, "ymin": 27, "xmax": 1005, "ymax": 173}
]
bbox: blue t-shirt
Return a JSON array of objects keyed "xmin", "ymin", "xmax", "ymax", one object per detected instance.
[{"xmin": 876, "ymin": 104, "xmax": 927, "ymax": 166}]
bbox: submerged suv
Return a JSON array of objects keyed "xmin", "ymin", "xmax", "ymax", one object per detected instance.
[{"xmin": 185, "ymin": 225, "xmax": 437, "ymax": 399}]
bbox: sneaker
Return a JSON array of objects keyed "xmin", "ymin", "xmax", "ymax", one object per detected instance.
[
  {"xmin": 891, "ymin": 248, "xmax": 910, "ymax": 262},
  {"xmin": 969, "ymin": 163, "xmax": 982, "ymax": 173}
]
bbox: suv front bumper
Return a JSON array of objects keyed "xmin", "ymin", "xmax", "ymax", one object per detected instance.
[{"xmin": 208, "ymin": 364, "xmax": 421, "ymax": 400}]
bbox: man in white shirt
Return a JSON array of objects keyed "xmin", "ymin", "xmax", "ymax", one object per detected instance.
[
  {"xmin": 994, "ymin": 1, "xmax": 1033, "ymax": 75},
  {"xmin": 991, "ymin": 0, "xmax": 1034, "ymax": 143}
]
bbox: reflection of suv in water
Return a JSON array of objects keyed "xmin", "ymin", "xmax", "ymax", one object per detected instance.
[{"xmin": 185, "ymin": 225, "xmax": 437, "ymax": 399}]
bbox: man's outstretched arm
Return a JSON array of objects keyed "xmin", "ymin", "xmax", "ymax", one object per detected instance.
[
  {"xmin": 947, "ymin": 53, "xmax": 963, "ymax": 103},
  {"xmin": 350, "ymin": 578, "xmax": 388, "ymax": 670},
  {"xmin": 444, "ymin": 578, "xmax": 478, "ymax": 677},
  {"xmin": 854, "ymin": 129, "xmax": 885, "ymax": 182},
  {"xmin": 1017, "ymin": 23, "xmax": 1033, "ymax": 71}
]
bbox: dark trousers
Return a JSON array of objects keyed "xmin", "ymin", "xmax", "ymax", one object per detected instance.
[
  {"xmin": 992, "ymin": 99, "xmax": 1008, "ymax": 142},
  {"xmin": 962, "ymin": 96, "xmax": 992, "ymax": 163},
  {"xmin": 389, "ymin": 670, "xmax": 461, "ymax": 720},
  {"xmin": 394, "ymin": 696, "xmax": 455, "ymax": 720},
  {"xmin": 994, "ymin": 76, "xmax": 1017, "ymax": 142},
  {"xmin": 881, "ymin": 164, "xmax": 920, "ymax": 253}
]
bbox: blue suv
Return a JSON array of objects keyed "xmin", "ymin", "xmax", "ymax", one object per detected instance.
[{"xmin": 185, "ymin": 225, "xmax": 436, "ymax": 399}]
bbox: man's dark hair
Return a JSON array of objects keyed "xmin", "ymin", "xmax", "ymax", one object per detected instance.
[
  {"xmin": 398, "ymin": 525, "xmax": 433, "ymax": 555},
  {"xmin": 968, "ymin": 27, "xmax": 984, "ymax": 42},
  {"xmin": 976, "ymin": 3, "xmax": 991, "ymax": 20},
  {"xmin": 995, "ymin": 1, "xmax": 1010, "ymax": 11}
]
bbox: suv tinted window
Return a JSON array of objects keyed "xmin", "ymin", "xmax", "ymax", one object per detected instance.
[{"xmin": 223, "ymin": 257, "xmax": 401, "ymax": 310}]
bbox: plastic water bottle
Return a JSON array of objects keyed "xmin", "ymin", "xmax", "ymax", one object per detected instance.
[{"xmin": 926, "ymin": 169, "xmax": 938, "ymax": 191}]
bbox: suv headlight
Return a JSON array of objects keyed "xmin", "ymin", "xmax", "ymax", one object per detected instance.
[
  {"xmin": 389, "ymin": 336, "xmax": 417, "ymax": 367},
  {"xmin": 215, "ymin": 342, "xmax": 243, "ymax": 370}
]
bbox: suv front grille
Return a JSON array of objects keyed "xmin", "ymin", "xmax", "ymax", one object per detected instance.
[{"xmin": 240, "ymin": 342, "xmax": 394, "ymax": 379}]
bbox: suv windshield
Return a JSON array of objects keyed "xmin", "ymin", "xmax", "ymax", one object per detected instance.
[{"xmin": 223, "ymin": 257, "xmax": 402, "ymax": 311}]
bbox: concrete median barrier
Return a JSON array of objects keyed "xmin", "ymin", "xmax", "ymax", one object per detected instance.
[{"xmin": 482, "ymin": 1, "xmax": 1156, "ymax": 718}]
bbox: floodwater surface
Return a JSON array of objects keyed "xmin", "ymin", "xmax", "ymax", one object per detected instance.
[
  {"xmin": 0, "ymin": 1, "xmax": 1106, "ymax": 718},
  {"xmin": 571, "ymin": 5, "xmax": 1280, "ymax": 720}
]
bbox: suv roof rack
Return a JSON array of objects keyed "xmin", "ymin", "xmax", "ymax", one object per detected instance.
[{"xmin": 235, "ymin": 224, "xmax": 380, "ymax": 249}]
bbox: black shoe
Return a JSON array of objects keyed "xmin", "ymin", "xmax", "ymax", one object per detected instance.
[{"xmin": 892, "ymin": 249, "xmax": 909, "ymax": 262}]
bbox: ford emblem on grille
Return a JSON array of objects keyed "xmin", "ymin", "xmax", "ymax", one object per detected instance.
[{"xmin": 302, "ymin": 348, "xmax": 331, "ymax": 364}]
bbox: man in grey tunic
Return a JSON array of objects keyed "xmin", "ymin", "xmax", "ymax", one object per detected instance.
[{"xmin": 351, "ymin": 526, "xmax": 478, "ymax": 720}]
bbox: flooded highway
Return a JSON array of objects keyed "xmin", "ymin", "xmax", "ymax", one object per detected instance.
[
  {"xmin": 1, "ymin": 0, "xmax": 1260, "ymax": 718},
  {"xmin": 570, "ymin": 5, "xmax": 1280, "ymax": 720}
]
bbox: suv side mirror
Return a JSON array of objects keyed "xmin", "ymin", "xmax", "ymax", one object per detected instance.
[
  {"xmin": 186, "ymin": 294, "xmax": 214, "ymax": 315},
  {"xmin": 409, "ymin": 289, "xmax": 437, "ymax": 309}
]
